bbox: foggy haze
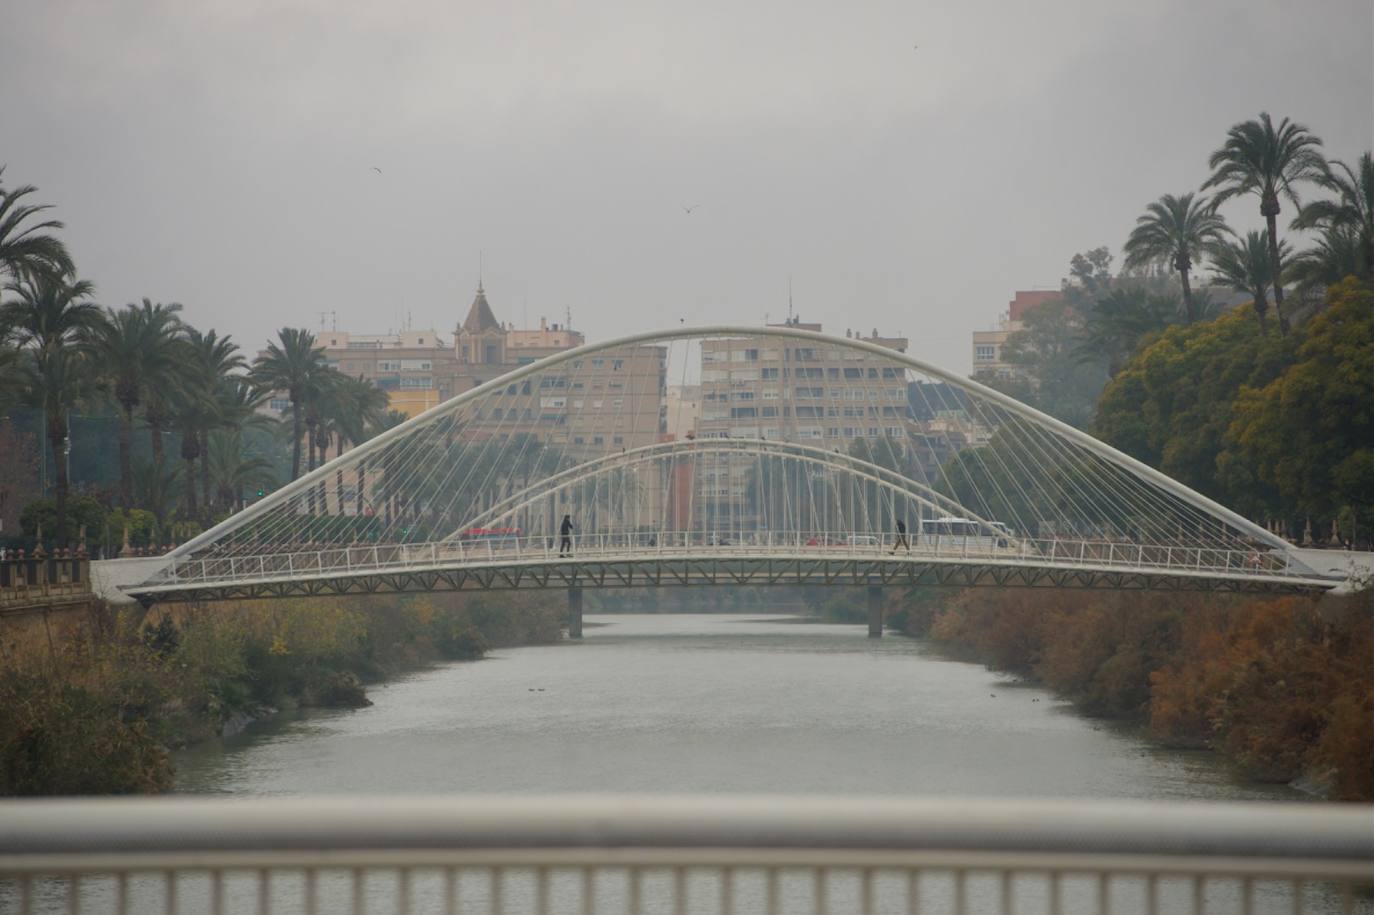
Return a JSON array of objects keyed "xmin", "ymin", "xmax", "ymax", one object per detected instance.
[{"xmin": 2, "ymin": 0, "xmax": 1370, "ymax": 372}]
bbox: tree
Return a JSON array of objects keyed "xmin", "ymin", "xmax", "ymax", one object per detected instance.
[
  {"xmin": 1094, "ymin": 306, "xmax": 1294, "ymax": 518},
  {"xmin": 1074, "ymin": 286, "xmax": 1183, "ymax": 377},
  {"xmin": 251, "ymin": 328, "xmax": 330, "ymax": 482},
  {"xmin": 1223, "ymin": 279, "xmax": 1374, "ymax": 538},
  {"xmin": 330, "ymin": 375, "xmax": 389, "ymax": 513},
  {"xmin": 208, "ymin": 377, "xmax": 270, "ymax": 516},
  {"xmin": 0, "ymin": 166, "xmax": 72, "ymax": 284},
  {"xmin": 87, "ymin": 300, "xmax": 185, "ymax": 507},
  {"xmin": 1292, "ymin": 151, "xmax": 1374, "ymax": 286},
  {"xmin": 991, "ymin": 296, "xmax": 1107, "ymax": 429},
  {"xmin": 1203, "ymin": 112, "xmax": 1325, "ymax": 332},
  {"xmin": 1, "ymin": 272, "xmax": 102, "ymax": 546},
  {"xmin": 1123, "ymin": 193, "xmax": 1231, "ymax": 323},
  {"xmin": 171, "ymin": 329, "xmax": 247, "ymax": 523},
  {"xmin": 107, "ymin": 299, "xmax": 186, "ymax": 474},
  {"xmin": 207, "ymin": 430, "xmax": 276, "ymax": 511},
  {"xmin": 1208, "ymin": 230, "xmax": 1289, "ymax": 328}
]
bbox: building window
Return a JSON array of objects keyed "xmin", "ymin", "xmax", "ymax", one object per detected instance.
[
  {"xmin": 269, "ymin": 398, "xmax": 290, "ymax": 413},
  {"xmin": 975, "ymin": 345, "xmax": 996, "ymax": 361},
  {"xmin": 613, "ymin": 435, "xmax": 624, "ymax": 445},
  {"xmin": 761, "ymin": 367, "xmax": 779, "ymax": 379}
]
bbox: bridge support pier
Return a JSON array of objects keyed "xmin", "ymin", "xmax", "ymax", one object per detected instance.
[
  {"xmin": 567, "ymin": 587, "xmax": 583, "ymax": 640},
  {"xmin": 867, "ymin": 584, "xmax": 883, "ymax": 639}
]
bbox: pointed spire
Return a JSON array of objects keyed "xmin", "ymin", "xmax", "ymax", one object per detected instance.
[{"xmin": 463, "ymin": 280, "xmax": 501, "ymax": 334}]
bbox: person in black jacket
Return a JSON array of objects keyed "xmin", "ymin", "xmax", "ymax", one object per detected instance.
[
  {"xmin": 891, "ymin": 518, "xmax": 910, "ymax": 554},
  {"xmin": 559, "ymin": 515, "xmax": 575, "ymax": 557}
]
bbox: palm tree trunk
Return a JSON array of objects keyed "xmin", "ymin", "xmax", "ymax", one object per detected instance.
[
  {"xmin": 1266, "ymin": 213, "xmax": 1289, "ymax": 333},
  {"xmin": 357, "ymin": 456, "xmax": 367, "ymax": 518},
  {"xmin": 150, "ymin": 423, "xmax": 165, "ymax": 470},
  {"xmin": 118, "ymin": 404, "xmax": 134, "ymax": 508},
  {"xmin": 1178, "ymin": 266, "xmax": 1196, "ymax": 323},
  {"xmin": 47, "ymin": 412, "xmax": 69, "ymax": 549},
  {"xmin": 184, "ymin": 456, "xmax": 199, "ymax": 522},
  {"xmin": 200, "ymin": 431, "xmax": 213, "ymax": 523},
  {"xmin": 335, "ymin": 437, "xmax": 346, "ymax": 517},
  {"xmin": 290, "ymin": 402, "xmax": 303, "ymax": 482}
]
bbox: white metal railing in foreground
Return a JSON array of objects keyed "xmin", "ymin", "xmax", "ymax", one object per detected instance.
[{"xmin": 0, "ymin": 796, "xmax": 1370, "ymax": 914}]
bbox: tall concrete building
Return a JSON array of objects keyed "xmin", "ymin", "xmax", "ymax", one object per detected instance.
[
  {"xmin": 695, "ymin": 321, "xmax": 910, "ymax": 445},
  {"xmin": 692, "ymin": 320, "xmax": 911, "ymax": 531}
]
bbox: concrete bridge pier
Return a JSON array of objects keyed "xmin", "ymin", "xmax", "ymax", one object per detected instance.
[
  {"xmin": 866, "ymin": 583, "xmax": 883, "ymax": 639},
  {"xmin": 567, "ymin": 587, "xmax": 583, "ymax": 640}
]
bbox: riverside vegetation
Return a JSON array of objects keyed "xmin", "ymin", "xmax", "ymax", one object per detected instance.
[
  {"xmin": 887, "ymin": 589, "xmax": 1374, "ymax": 802},
  {"xmin": 0, "ymin": 593, "xmax": 562, "ymax": 795}
]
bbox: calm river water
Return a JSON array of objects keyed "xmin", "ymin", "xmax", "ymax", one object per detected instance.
[
  {"xmin": 19, "ymin": 613, "xmax": 1351, "ymax": 915},
  {"xmin": 174, "ymin": 613, "xmax": 1297, "ymax": 801}
]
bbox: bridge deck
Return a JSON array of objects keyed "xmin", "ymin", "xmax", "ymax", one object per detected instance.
[{"xmin": 125, "ymin": 535, "xmax": 1338, "ymax": 603}]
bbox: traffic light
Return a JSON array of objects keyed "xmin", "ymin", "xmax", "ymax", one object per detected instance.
[{"xmin": 256, "ymin": 487, "xmax": 265, "ymax": 498}]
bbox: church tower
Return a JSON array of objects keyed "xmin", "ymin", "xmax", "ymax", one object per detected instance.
[{"xmin": 454, "ymin": 281, "xmax": 506, "ymax": 365}]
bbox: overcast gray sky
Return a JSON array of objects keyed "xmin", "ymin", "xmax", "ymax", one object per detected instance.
[{"xmin": 3, "ymin": 0, "xmax": 1370, "ymax": 372}]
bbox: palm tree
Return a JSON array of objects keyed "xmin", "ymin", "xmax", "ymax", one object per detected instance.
[
  {"xmin": 331, "ymin": 375, "xmax": 389, "ymax": 514},
  {"xmin": 0, "ymin": 343, "xmax": 24, "ymax": 413},
  {"xmin": 208, "ymin": 377, "xmax": 270, "ymax": 516},
  {"xmin": 356, "ymin": 407, "xmax": 407, "ymax": 520},
  {"xmin": 1287, "ymin": 226, "xmax": 1366, "ymax": 297},
  {"xmin": 1208, "ymin": 230, "xmax": 1289, "ymax": 327},
  {"xmin": 207, "ymin": 430, "xmax": 276, "ymax": 511},
  {"xmin": 251, "ymin": 328, "xmax": 330, "ymax": 482},
  {"xmin": 131, "ymin": 458, "xmax": 182, "ymax": 529},
  {"xmin": 171, "ymin": 329, "xmax": 248, "ymax": 523},
  {"xmin": 301, "ymin": 368, "xmax": 343, "ymax": 513},
  {"xmin": 0, "ymin": 167, "xmax": 72, "ymax": 283},
  {"xmin": 192, "ymin": 330, "xmax": 247, "ymax": 520},
  {"xmin": 87, "ymin": 301, "xmax": 185, "ymax": 507},
  {"xmin": 0, "ymin": 272, "xmax": 102, "ymax": 546},
  {"xmin": 1122, "ymin": 193, "xmax": 1230, "ymax": 323},
  {"xmin": 1075, "ymin": 286, "xmax": 1183, "ymax": 376},
  {"xmin": 1203, "ymin": 112, "xmax": 1325, "ymax": 332},
  {"xmin": 105, "ymin": 299, "xmax": 186, "ymax": 473},
  {"xmin": 1293, "ymin": 151, "xmax": 1374, "ymax": 281}
]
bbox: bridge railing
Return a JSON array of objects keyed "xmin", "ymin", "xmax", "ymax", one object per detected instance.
[
  {"xmin": 139, "ymin": 530, "xmax": 1315, "ymax": 591},
  {"xmin": 1, "ymin": 796, "xmax": 1370, "ymax": 915}
]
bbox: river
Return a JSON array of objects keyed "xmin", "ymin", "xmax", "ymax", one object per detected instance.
[
  {"xmin": 19, "ymin": 613, "xmax": 1349, "ymax": 915},
  {"xmin": 174, "ymin": 613, "xmax": 1297, "ymax": 801}
]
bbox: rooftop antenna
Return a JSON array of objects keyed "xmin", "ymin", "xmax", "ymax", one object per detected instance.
[
  {"xmin": 478, "ymin": 250, "xmax": 484, "ymax": 290},
  {"xmin": 565, "ymin": 305, "xmax": 572, "ymax": 329},
  {"xmin": 316, "ymin": 310, "xmax": 336, "ymax": 332},
  {"xmin": 787, "ymin": 277, "xmax": 794, "ymax": 324}
]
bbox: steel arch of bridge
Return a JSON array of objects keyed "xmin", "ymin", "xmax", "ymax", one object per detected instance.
[
  {"xmin": 451, "ymin": 437, "xmax": 1011, "ymax": 541},
  {"xmin": 126, "ymin": 324, "xmax": 1337, "ymax": 603}
]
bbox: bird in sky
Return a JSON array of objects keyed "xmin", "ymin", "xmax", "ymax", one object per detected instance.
[
  {"xmin": 371, "ymin": 166, "xmax": 382, "ymax": 174},
  {"xmin": 682, "ymin": 204, "xmax": 701, "ymax": 214}
]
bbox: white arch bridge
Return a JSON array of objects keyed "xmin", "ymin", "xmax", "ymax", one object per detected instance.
[{"xmin": 125, "ymin": 326, "xmax": 1338, "ymax": 632}]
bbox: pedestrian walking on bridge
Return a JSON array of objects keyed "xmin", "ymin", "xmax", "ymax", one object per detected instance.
[
  {"xmin": 559, "ymin": 515, "xmax": 575, "ymax": 557},
  {"xmin": 891, "ymin": 518, "xmax": 910, "ymax": 554}
]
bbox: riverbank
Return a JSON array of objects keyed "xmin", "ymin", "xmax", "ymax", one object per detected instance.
[
  {"xmin": 886, "ymin": 586, "xmax": 1374, "ymax": 801},
  {"xmin": 0, "ymin": 591, "xmax": 563, "ymax": 795}
]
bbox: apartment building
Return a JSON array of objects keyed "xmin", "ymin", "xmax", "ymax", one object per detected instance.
[
  {"xmin": 691, "ymin": 321, "xmax": 911, "ymax": 531},
  {"xmin": 971, "ymin": 289, "xmax": 1061, "ymax": 380},
  {"xmin": 695, "ymin": 322, "xmax": 910, "ymax": 446}
]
